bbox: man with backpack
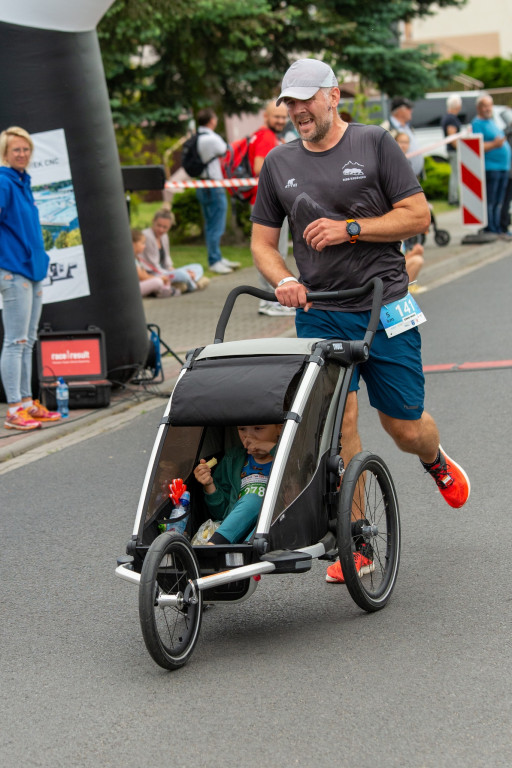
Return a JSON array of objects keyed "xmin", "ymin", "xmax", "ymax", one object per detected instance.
[
  {"xmin": 194, "ymin": 108, "xmax": 240, "ymax": 275},
  {"xmin": 248, "ymin": 100, "xmax": 296, "ymax": 316}
]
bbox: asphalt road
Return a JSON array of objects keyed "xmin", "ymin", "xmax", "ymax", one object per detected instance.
[{"xmin": 1, "ymin": 256, "xmax": 511, "ymax": 768}]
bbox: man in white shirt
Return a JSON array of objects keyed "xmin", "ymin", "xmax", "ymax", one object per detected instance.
[
  {"xmin": 382, "ymin": 97, "xmax": 424, "ymax": 178},
  {"xmin": 196, "ymin": 108, "xmax": 240, "ymax": 274}
]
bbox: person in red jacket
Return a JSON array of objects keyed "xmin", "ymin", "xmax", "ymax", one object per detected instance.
[{"xmin": 249, "ymin": 101, "xmax": 297, "ymax": 317}]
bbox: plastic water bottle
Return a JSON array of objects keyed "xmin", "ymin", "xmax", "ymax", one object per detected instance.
[
  {"xmin": 56, "ymin": 377, "xmax": 69, "ymax": 418},
  {"xmin": 166, "ymin": 490, "xmax": 190, "ymax": 536}
]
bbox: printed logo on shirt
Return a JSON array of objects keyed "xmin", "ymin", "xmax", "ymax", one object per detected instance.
[
  {"xmin": 342, "ymin": 161, "xmax": 366, "ymax": 181},
  {"xmin": 285, "ymin": 178, "xmax": 298, "ymax": 189}
]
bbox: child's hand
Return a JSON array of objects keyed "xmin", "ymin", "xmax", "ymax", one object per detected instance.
[{"xmin": 194, "ymin": 459, "xmax": 216, "ymax": 493}]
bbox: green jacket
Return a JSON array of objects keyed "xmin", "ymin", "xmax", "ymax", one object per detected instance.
[{"xmin": 204, "ymin": 445, "xmax": 276, "ymax": 520}]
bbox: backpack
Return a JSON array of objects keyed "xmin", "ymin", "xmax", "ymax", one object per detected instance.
[
  {"xmin": 181, "ymin": 133, "xmax": 207, "ymax": 178},
  {"xmin": 221, "ymin": 135, "xmax": 254, "ymax": 201}
]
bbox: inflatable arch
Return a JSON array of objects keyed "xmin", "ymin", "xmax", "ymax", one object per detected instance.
[{"xmin": 0, "ymin": 1, "xmax": 149, "ymax": 398}]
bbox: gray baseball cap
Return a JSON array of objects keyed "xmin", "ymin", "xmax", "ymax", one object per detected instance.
[{"xmin": 276, "ymin": 59, "xmax": 338, "ymax": 106}]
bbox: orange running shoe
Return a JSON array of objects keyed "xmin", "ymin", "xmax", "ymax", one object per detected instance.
[
  {"xmin": 325, "ymin": 553, "xmax": 375, "ymax": 584},
  {"xmin": 26, "ymin": 400, "xmax": 62, "ymax": 422},
  {"xmin": 4, "ymin": 407, "xmax": 42, "ymax": 431},
  {"xmin": 423, "ymin": 445, "xmax": 470, "ymax": 509}
]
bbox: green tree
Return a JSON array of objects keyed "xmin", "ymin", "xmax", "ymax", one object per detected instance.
[
  {"xmin": 98, "ymin": 0, "xmax": 468, "ymax": 132},
  {"xmin": 451, "ymin": 54, "xmax": 512, "ymax": 89}
]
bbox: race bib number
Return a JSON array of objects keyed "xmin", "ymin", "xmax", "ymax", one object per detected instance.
[{"xmin": 380, "ymin": 292, "xmax": 426, "ymax": 338}]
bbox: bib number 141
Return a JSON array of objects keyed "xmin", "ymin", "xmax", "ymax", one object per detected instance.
[{"xmin": 380, "ymin": 292, "xmax": 426, "ymax": 338}]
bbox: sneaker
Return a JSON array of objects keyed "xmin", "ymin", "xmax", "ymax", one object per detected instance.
[
  {"xmin": 26, "ymin": 400, "xmax": 62, "ymax": 422},
  {"xmin": 4, "ymin": 407, "xmax": 42, "ymax": 431},
  {"xmin": 209, "ymin": 261, "xmax": 233, "ymax": 275},
  {"xmin": 258, "ymin": 301, "xmax": 296, "ymax": 317},
  {"xmin": 422, "ymin": 445, "xmax": 470, "ymax": 509},
  {"xmin": 325, "ymin": 553, "xmax": 375, "ymax": 584},
  {"xmin": 195, "ymin": 276, "xmax": 211, "ymax": 290},
  {"xmin": 221, "ymin": 257, "xmax": 241, "ymax": 269},
  {"xmin": 171, "ymin": 281, "xmax": 189, "ymax": 294}
]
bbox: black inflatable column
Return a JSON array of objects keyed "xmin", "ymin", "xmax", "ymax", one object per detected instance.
[{"xmin": 0, "ymin": 18, "xmax": 149, "ymax": 393}]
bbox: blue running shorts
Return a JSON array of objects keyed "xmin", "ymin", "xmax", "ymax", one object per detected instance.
[{"xmin": 296, "ymin": 307, "xmax": 425, "ymax": 420}]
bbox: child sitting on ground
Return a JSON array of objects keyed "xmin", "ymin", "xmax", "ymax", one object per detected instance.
[
  {"xmin": 131, "ymin": 228, "xmax": 178, "ymax": 298},
  {"xmin": 193, "ymin": 424, "xmax": 282, "ymax": 544}
]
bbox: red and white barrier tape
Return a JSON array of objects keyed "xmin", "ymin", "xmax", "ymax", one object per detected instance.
[
  {"xmin": 165, "ymin": 178, "xmax": 259, "ymax": 189},
  {"xmin": 406, "ymin": 129, "xmax": 470, "ymax": 159}
]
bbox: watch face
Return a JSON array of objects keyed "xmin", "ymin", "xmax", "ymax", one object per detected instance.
[{"xmin": 347, "ymin": 221, "xmax": 361, "ymax": 236}]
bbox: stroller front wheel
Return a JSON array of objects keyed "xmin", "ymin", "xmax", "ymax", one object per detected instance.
[
  {"xmin": 139, "ymin": 532, "xmax": 203, "ymax": 670},
  {"xmin": 337, "ymin": 451, "xmax": 400, "ymax": 612}
]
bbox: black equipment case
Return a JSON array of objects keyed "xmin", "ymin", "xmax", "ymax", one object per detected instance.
[{"xmin": 37, "ymin": 327, "xmax": 111, "ymax": 409}]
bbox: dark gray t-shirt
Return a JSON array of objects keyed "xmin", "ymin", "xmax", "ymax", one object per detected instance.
[{"xmin": 251, "ymin": 123, "xmax": 424, "ymax": 311}]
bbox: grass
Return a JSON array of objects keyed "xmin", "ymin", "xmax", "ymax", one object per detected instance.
[{"xmin": 129, "ymin": 200, "xmax": 253, "ymax": 272}]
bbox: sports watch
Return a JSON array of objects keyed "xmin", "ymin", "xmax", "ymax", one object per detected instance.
[{"xmin": 346, "ymin": 219, "xmax": 361, "ymax": 244}]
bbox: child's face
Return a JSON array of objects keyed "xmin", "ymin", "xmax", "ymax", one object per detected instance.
[
  {"xmin": 133, "ymin": 236, "xmax": 146, "ymax": 256},
  {"xmin": 237, "ymin": 424, "xmax": 282, "ymax": 455}
]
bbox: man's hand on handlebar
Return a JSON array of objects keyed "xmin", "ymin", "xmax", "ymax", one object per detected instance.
[{"xmin": 275, "ymin": 280, "xmax": 312, "ymax": 312}]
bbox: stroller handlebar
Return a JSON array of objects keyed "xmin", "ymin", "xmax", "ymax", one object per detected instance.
[{"xmin": 214, "ymin": 278, "xmax": 384, "ymax": 349}]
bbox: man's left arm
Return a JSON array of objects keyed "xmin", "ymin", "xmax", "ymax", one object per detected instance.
[{"xmin": 303, "ymin": 192, "xmax": 431, "ymax": 252}]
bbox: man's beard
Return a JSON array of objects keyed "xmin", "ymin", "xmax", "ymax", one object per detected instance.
[{"xmin": 294, "ymin": 112, "xmax": 332, "ymax": 143}]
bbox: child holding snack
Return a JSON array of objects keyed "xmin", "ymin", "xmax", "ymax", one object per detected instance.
[{"xmin": 193, "ymin": 424, "xmax": 282, "ymax": 544}]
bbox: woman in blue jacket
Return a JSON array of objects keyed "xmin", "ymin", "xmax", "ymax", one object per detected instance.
[{"xmin": 0, "ymin": 126, "xmax": 61, "ymax": 430}]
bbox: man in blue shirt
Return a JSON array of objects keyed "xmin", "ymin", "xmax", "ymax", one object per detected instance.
[{"xmin": 472, "ymin": 94, "xmax": 512, "ymax": 236}]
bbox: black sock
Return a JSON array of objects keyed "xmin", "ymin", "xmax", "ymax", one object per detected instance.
[{"xmin": 421, "ymin": 449, "xmax": 441, "ymax": 469}]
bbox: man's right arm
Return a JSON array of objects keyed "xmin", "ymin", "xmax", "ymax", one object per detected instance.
[{"xmin": 251, "ymin": 223, "xmax": 309, "ymax": 308}]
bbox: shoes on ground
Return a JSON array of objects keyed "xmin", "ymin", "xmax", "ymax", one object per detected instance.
[
  {"xmin": 4, "ymin": 407, "xmax": 43, "ymax": 431},
  {"xmin": 498, "ymin": 231, "xmax": 512, "ymax": 240},
  {"xmin": 195, "ymin": 276, "xmax": 211, "ymax": 290},
  {"xmin": 171, "ymin": 281, "xmax": 189, "ymax": 293},
  {"xmin": 26, "ymin": 400, "xmax": 62, "ymax": 422},
  {"xmin": 209, "ymin": 261, "xmax": 233, "ymax": 275},
  {"xmin": 325, "ymin": 553, "xmax": 375, "ymax": 584},
  {"xmin": 221, "ymin": 257, "xmax": 241, "ymax": 269},
  {"xmin": 258, "ymin": 301, "xmax": 296, "ymax": 317},
  {"xmin": 422, "ymin": 445, "xmax": 470, "ymax": 509}
]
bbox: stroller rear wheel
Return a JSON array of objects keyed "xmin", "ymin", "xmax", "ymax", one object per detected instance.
[
  {"xmin": 434, "ymin": 229, "xmax": 450, "ymax": 246},
  {"xmin": 337, "ymin": 451, "xmax": 400, "ymax": 612},
  {"xmin": 139, "ymin": 533, "xmax": 203, "ymax": 670}
]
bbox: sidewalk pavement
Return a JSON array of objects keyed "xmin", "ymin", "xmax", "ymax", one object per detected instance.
[{"xmin": 1, "ymin": 207, "xmax": 511, "ymax": 468}]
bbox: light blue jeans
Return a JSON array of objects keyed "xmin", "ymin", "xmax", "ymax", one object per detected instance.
[
  {"xmin": 0, "ymin": 269, "xmax": 43, "ymax": 404},
  {"xmin": 215, "ymin": 493, "xmax": 263, "ymax": 543},
  {"xmin": 172, "ymin": 264, "xmax": 204, "ymax": 291},
  {"xmin": 195, "ymin": 188, "xmax": 227, "ymax": 266}
]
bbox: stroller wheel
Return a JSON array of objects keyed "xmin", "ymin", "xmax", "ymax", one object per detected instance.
[
  {"xmin": 139, "ymin": 533, "xmax": 203, "ymax": 670},
  {"xmin": 337, "ymin": 451, "xmax": 400, "ymax": 612},
  {"xmin": 434, "ymin": 229, "xmax": 450, "ymax": 246}
]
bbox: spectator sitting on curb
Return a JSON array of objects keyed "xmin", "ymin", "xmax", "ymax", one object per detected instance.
[
  {"xmin": 142, "ymin": 209, "xmax": 209, "ymax": 291},
  {"xmin": 132, "ymin": 229, "xmax": 176, "ymax": 298}
]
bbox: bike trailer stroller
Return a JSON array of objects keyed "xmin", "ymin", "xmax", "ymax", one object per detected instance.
[{"xmin": 115, "ymin": 280, "xmax": 401, "ymax": 670}]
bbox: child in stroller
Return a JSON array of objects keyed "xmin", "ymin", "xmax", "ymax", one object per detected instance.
[{"xmin": 194, "ymin": 423, "xmax": 282, "ymax": 544}]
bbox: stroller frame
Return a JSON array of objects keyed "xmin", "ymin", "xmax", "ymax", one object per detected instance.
[{"xmin": 116, "ymin": 279, "xmax": 401, "ymax": 670}]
